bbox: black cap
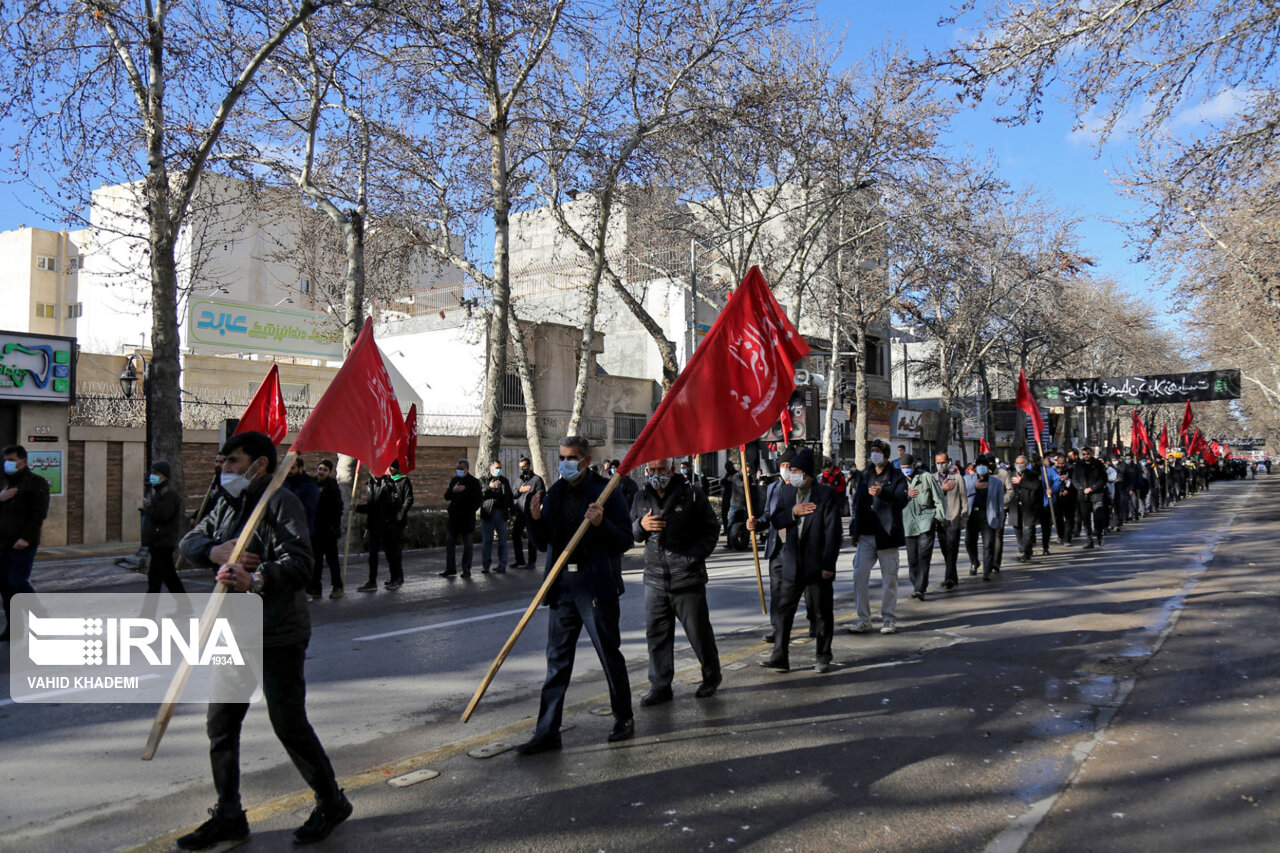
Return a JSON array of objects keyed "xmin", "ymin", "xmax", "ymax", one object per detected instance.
[
  {"xmin": 150, "ymin": 459, "xmax": 171, "ymax": 478},
  {"xmin": 790, "ymin": 448, "xmax": 816, "ymax": 476}
]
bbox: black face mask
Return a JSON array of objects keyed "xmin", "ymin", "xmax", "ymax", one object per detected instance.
[{"xmin": 519, "ymin": 469, "xmax": 531, "ymax": 480}]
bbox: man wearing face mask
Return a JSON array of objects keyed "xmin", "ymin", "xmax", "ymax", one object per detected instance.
[
  {"xmin": 963, "ymin": 454, "xmax": 1005, "ymax": 581},
  {"xmin": 479, "ymin": 460, "xmax": 514, "ymax": 573},
  {"xmin": 747, "ymin": 447, "xmax": 796, "ymax": 643},
  {"xmin": 900, "ymin": 454, "xmax": 945, "ymax": 601},
  {"xmin": 140, "ymin": 460, "xmax": 185, "ymax": 594},
  {"xmin": 177, "ymin": 431, "xmax": 351, "ymax": 849},
  {"xmin": 1011, "ymin": 454, "xmax": 1058, "ymax": 561},
  {"xmin": 933, "ymin": 452, "xmax": 968, "ymax": 591},
  {"xmin": 1075, "ymin": 446, "xmax": 1109, "ymax": 549},
  {"xmin": 631, "ymin": 457, "xmax": 722, "ymax": 705},
  {"xmin": 845, "ymin": 440, "xmax": 910, "ymax": 633},
  {"xmin": 1052, "ymin": 452, "xmax": 1078, "ymax": 547},
  {"xmin": 517, "ymin": 436, "xmax": 635, "ymax": 753},
  {"xmin": 511, "ymin": 456, "xmax": 545, "ymax": 569},
  {"xmin": 761, "ymin": 447, "xmax": 843, "ymax": 672},
  {"xmin": 357, "ymin": 460, "xmax": 413, "ymax": 591},
  {"xmin": 441, "ymin": 459, "xmax": 482, "ymax": 578},
  {"xmin": 0, "ymin": 445, "xmax": 50, "ymax": 641}
]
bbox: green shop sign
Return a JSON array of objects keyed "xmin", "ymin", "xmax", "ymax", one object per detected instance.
[
  {"xmin": 0, "ymin": 330, "xmax": 76, "ymax": 404},
  {"xmin": 188, "ymin": 299, "xmax": 344, "ymax": 360}
]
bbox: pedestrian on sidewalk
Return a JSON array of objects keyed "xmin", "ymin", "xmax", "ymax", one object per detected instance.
[
  {"xmin": 357, "ymin": 460, "xmax": 413, "ymax": 591},
  {"xmin": 511, "ymin": 456, "xmax": 544, "ymax": 568},
  {"xmin": 632, "ymin": 457, "xmax": 722, "ymax": 705},
  {"xmin": 846, "ymin": 440, "xmax": 910, "ymax": 634},
  {"xmin": 140, "ymin": 459, "xmax": 184, "ymax": 594},
  {"xmin": 900, "ymin": 454, "xmax": 945, "ymax": 601},
  {"xmin": 516, "ymin": 436, "xmax": 634, "ymax": 754},
  {"xmin": 479, "ymin": 460, "xmax": 513, "ymax": 573},
  {"xmin": 759, "ymin": 447, "xmax": 842, "ymax": 673},
  {"xmin": 441, "ymin": 459, "xmax": 482, "ymax": 579},
  {"xmin": 311, "ymin": 459, "xmax": 344, "ymax": 599},
  {"xmin": 176, "ymin": 430, "xmax": 351, "ymax": 849},
  {"xmin": 0, "ymin": 444, "xmax": 50, "ymax": 641}
]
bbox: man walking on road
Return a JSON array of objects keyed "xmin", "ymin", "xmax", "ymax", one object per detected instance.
[
  {"xmin": 177, "ymin": 431, "xmax": 351, "ymax": 849},
  {"xmin": 441, "ymin": 459, "xmax": 482, "ymax": 579},
  {"xmin": 934, "ymin": 451, "xmax": 968, "ymax": 591},
  {"xmin": 517, "ymin": 436, "xmax": 635, "ymax": 754},
  {"xmin": 846, "ymin": 441, "xmax": 909, "ymax": 634},
  {"xmin": 901, "ymin": 454, "xmax": 945, "ymax": 600},
  {"xmin": 632, "ymin": 457, "xmax": 722, "ymax": 705},
  {"xmin": 140, "ymin": 459, "xmax": 185, "ymax": 594},
  {"xmin": 511, "ymin": 456, "xmax": 544, "ymax": 568},
  {"xmin": 964, "ymin": 455, "xmax": 1005, "ymax": 581},
  {"xmin": 0, "ymin": 444, "xmax": 49, "ymax": 641},
  {"xmin": 311, "ymin": 459, "xmax": 344, "ymax": 599},
  {"xmin": 1076, "ymin": 446, "xmax": 1110, "ymax": 549},
  {"xmin": 748, "ymin": 447, "xmax": 795, "ymax": 643}
]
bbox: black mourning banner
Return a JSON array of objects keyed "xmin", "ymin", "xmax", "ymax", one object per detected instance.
[{"xmin": 1032, "ymin": 370, "xmax": 1242, "ymax": 407}]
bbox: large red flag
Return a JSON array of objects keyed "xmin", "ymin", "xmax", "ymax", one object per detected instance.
[
  {"xmin": 292, "ymin": 319, "xmax": 409, "ymax": 476},
  {"xmin": 1158, "ymin": 421, "xmax": 1169, "ymax": 457},
  {"xmin": 619, "ymin": 267, "xmax": 809, "ymax": 474},
  {"xmin": 1016, "ymin": 370, "xmax": 1046, "ymax": 449},
  {"xmin": 399, "ymin": 404, "xmax": 418, "ymax": 473},
  {"xmin": 234, "ymin": 364, "xmax": 288, "ymax": 444}
]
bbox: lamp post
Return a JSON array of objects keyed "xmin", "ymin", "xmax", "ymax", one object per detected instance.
[{"xmin": 118, "ymin": 352, "xmax": 152, "ymax": 497}]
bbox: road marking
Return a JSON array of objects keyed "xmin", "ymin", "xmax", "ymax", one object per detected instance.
[{"xmin": 353, "ymin": 607, "xmax": 528, "ymax": 642}]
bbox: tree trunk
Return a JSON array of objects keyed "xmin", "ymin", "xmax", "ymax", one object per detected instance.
[
  {"xmin": 977, "ymin": 358, "xmax": 996, "ymax": 454},
  {"xmin": 566, "ymin": 268, "xmax": 599, "ymax": 434},
  {"xmin": 480, "ymin": 123, "xmax": 512, "ymax": 462},
  {"xmin": 337, "ymin": 211, "xmax": 367, "ymax": 515},
  {"xmin": 852, "ymin": 323, "xmax": 869, "ymax": 469},
  {"xmin": 508, "ymin": 308, "xmax": 547, "ymax": 480},
  {"xmin": 148, "ymin": 219, "xmax": 183, "ymax": 500},
  {"xmin": 821, "ymin": 313, "xmax": 841, "ymax": 463}
]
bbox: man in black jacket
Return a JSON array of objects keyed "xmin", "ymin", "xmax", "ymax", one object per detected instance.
[
  {"xmin": 141, "ymin": 459, "xmax": 185, "ymax": 593},
  {"xmin": 517, "ymin": 436, "xmax": 634, "ymax": 754},
  {"xmin": 479, "ymin": 460, "xmax": 514, "ymax": 573},
  {"xmin": 1011, "ymin": 455, "xmax": 1045, "ymax": 562},
  {"xmin": 511, "ymin": 456, "xmax": 544, "ymax": 568},
  {"xmin": 760, "ymin": 448, "xmax": 843, "ymax": 673},
  {"xmin": 442, "ymin": 459, "xmax": 483, "ymax": 578},
  {"xmin": 311, "ymin": 459, "xmax": 344, "ymax": 599},
  {"xmin": 632, "ymin": 458, "xmax": 722, "ymax": 705},
  {"xmin": 747, "ymin": 447, "xmax": 796, "ymax": 643},
  {"xmin": 846, "ymin": 440, "xmax": 910, "ymax": 634},
  {"xmin": 176, "ymin": 431, "xmax": 350, "ymax": 849},
  {"xmin": 357, "ymin": 460, "xmax": 413, "ymax": 590},
  {"xmin": 1075, "ymin": 446, "xmax": 1110, "ymax": 549},
  {"xmin": 0, "ymin": 444, "xmax": 50, "ymax": 641}
]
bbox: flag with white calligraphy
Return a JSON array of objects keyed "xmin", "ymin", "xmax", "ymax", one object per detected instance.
[{"xmin": 619, "ymin": 266, "xmax": 809, "ymax": 474}]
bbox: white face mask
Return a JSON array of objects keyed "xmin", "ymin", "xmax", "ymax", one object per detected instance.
[
  {"xmin": 220, "ymin": 466, "xmax": 256, "ymax": 499},
  {"xmin": 870, "ymin": 452, "xmax": 885, "ymax": 466},
  {"xmin": 901, "ymin": 467, "xmax": 914, "ymax": 477},
  {"xmin": 789, "ymin": 471, "xmax": 805, "ymax": 488},
  {"xmin": 492, "ymin": 468, "xmax": 502, "ymax": 477}
]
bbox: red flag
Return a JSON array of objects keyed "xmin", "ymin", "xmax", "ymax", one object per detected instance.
[
  {"xmin": 1016, "ymin": 370, "xmax": 1046, "ymax": 449},
  {"xmin": 1179, "ymin": 400, "xmax": 1194, "ymax": 445},
  {"xmin": 399, "ymin": 404, "xmax": 418, "ymax": 473},
  {"xmin": 1158, "ymin": 421, "xmax": 1169, "ymax": 457},
  {"xmin": 234, "ymin": 364, "xmax": 288, "ymax": 444},
  {"xmin": 978, "ymin": 437, "xmax": 990, "ymax": 454},
  {"xmin": 292, "ymin": 319, "xmax": 409, "ymax": 476},
  {"xmin": 779, "ymin": 405, "xmax": 794, "ymax": 446},
  {"xmin": 619, "ymin": 267, "xmax": 809, "ymax": 474}
]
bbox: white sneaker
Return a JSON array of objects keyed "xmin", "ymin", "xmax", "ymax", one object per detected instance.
[
  {"xmin": 880, "ymin": 620, "xmax": 897, "ymax": 634},
  {"xmin": 845, "ymin": 620, "xmax": 872, "ymax": 634}
]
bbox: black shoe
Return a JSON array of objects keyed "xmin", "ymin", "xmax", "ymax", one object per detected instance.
[
  {"xmin": 1017, "ymin": 554, "xmax": 1029, "ymax": 563},
  {"xmin": 515, "ymin": 732, "xmax": 562, "ymax": 755},
  {"xmin": 608, "ymin": 718, "xmax": 635, "ymax": 743},
  {"xmin": 176, "ymin": 804, "xmax": 249, "ymax": 850},
  {"xmin": 983, "ymin": 575, "xmax": 991, "ymax": 582},
  {"xmin": 969, "ymin": 568, "xmax": 977, "ymax": 576},
  {"xmin": 1084, "ymin": 541, "xmax": 1095, "ymax": 550},
  {"xmin": 481, "ymin": 566, "xmax": 490, "ymax": 574},
  {"xmin": 357, "ymin": 582, "xmax": 377, "ymax": 592},
  {"xmin": 512, "ymin": 561, "xmax": 526, "ymax": 569},
  {"xmin": 1042, "ymin": 547, "xmax": 1049, "ymax": 556},
  {"xmin": 695, "ymin": 674, "xmax": 722, "ymax": 699},
  {"xmin": 640, "ymin": 687, "xmax": 673, "ymax": 706},
  {"xmin": 495, "ymin": 565, "xmax": 506, "ymax": 573},
  {"xmin": 439, "ymin": 570, "xmax": 457, "ymax": 578},
  {"xmin": 814, "ymin": 659, "xmax": 831, "ymax": 674},
  {"xmin": 757, "ymin": 658, "xmax": 789, "ymax": 672},
  {"xmin": 461, "ymin": 570, "xmax": 472, "ymax": 578},
  {"xmin": 292, "ymin": 792, "xmax": 353, "ymax": 845},
  {"xmin": 385, "ymin": 580, "xmax": 403, "ymax": 590},
  {"xmin": 943, "ymin": 579, "xmax": 956, "ymax": 590},
  {"xmin": 912, "ymin": 590, "xmax": 926, "ymax": 601},
  {"xmin": 329, "ymin": 588, "xmax": 344, "ymax": 599},
  {"xmin": 763, "ymin": 633, "xmax": 775, "ymax": 644}
]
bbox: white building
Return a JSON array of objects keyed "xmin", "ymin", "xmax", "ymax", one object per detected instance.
[{"xmin": 0, "ymin": 226, "xmax": 84, "ymax": 337}]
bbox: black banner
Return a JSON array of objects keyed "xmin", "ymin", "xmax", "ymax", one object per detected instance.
[{"xmin": 1032, "ymin": 369, "xmax": 1241, "ymax": 407}]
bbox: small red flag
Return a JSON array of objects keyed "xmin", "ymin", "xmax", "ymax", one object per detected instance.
[
  {"xmin": 1016, "ymin": 370, "xmax": 1046, "ymax": 449},
  {"xmin": 619, "ymin": 267, "xmax": 809, "ymax": 474},
  {"xmin": 1158, "ymin": 421, "xmax": 1169, "ymax": 457},
  {"xmin": 779, "ymin": 405, "xmax": 794, "ymax": 446},
  {"xmin": 234, "ymin": 364, "xmax": 288, "ymax": 444},
  {"xmin": 978, "ymin": 437, "xmax": 990, "ymax": 454},
  {"xmin": 1179, "ymin": 399, "xmax": 1194, "ymax": 445},
  {"xmin": 399, "ymin": 404, "xmax": 418, "ymax": 473},
  {"xmin": 292, "ymin": 318, "xmax": 409, "ymax": 476}
]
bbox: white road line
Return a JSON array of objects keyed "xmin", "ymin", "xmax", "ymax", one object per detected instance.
[{"xmin": 353, "ymin": 607, "xmax": 529, "ymax": 642}]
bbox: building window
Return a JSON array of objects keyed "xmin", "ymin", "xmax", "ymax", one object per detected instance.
[
  {"xmin": 614, "ymin": 413, "xmax": 647, "ymax": 443},
  {"xmin": 300, "ymin": 277, "xmax": 311, "ymax": 294},
  {"xmin": 36, "ymin": 255, "xmax": 56, "ymax": 272},
  {"xmin": 502, "ymin": 372, "xmax": 525, "ymax": 410},
  {"xmin": 66, "ymin": 303, "xmax": 83, "ymax": 318},
  {"xmin": 35, "ymin": 303, "xmax": 55, "ymax": 318}
]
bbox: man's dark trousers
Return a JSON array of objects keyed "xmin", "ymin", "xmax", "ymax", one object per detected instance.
[
  {"xmin": 771, "ymin": 574, "xmax": 833, "ymax": 666},
  {"xmin": 0, "ymin": 546, "xmax": 36, "ymax": 631},
  {"xmin": 905, "ymin": 530, "xmax": 935, "ymax": 594},
  {"xmin": 444, "ymin": 526, "xmax": 473, "ymax": 573},
  {"xmin": 206, "ymin": 643, "xmax": 340, "ymax": 809},
  {"xmin": 311, "ymin": 531, "xmax": 342, "ymax": 594},
  {"xmin": 645, "ymin": 585, "xmax": 720, "ymax": 689},
  {"xmin": 534, "ymin": 573, "xmax": 632, "ymax": 737},
  {"xmin": 511, "ymin": 512, "xmax": 537, "ymax": 566},
  {"xmin": 367, "ymin": 524, "xmax": 404, "ymax": 584},
  {"xmin": 146, "ymin": 546, "xmax": 185, "ymax": 594},
  {"xmin": 937, "ymin": 521, "xmax": 963, "ymax": 585},
  {"xmin": 965, "ymin": 512, "xmax": 997, "ymax": 577}
]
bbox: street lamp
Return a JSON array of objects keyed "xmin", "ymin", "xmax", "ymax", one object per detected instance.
[{"xmin": 118, "ymin": 352, "xmax": 152, "ymax": 495}]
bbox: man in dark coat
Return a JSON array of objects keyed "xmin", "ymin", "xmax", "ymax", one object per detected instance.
[
  {"xmin": 759, "ymin": 447, "xmax": 843, "ymax": 673},
  {"xmin": 441, "ymin": 459, "xmax": 482, "ymax": 578},
  {"xmin": 0, "ymin": 444, "xmax": 50, "ymax": 641},
  {"xmin": 176, "ymin": 431, "xmax": 350, "ymax": 849},
  {"xmin": 517, "ymin": 436, "xmax": 634, "ymax": 754},
  {"xmin": 747, "ymin": 447, "xmax": 796, "ymax": 643},
  {"xmin": 357, "ymin": 460, "xmax": 413, "ymax": 590},
  {"xmin": 1052, "ymin": 452, "xmax": 1078, "ymax": 546},
  {"xmin": 479, "ymin": 460, "xmax": 514, "ymax": 573},
  {"xmin": 310, "ymin": 459, "xmax": 345, "ymax": 599},
  {"xmin": 1075, "ymin": 446, "xmax": 1110, "ymax": 549},
  {"xmin": 511, "ymin": 456, "xmax": 545, "ymax": 568},
  {"xmin": 846, "ymin": 440, "xmax": 910, "ymax": 634},
  {"xmin": 632, "ymin": 458, "xmax": 722, "ymax": 705},
  {"xmin": 141, "ymin": 459, "xmax": 185, "ymax": 593}
]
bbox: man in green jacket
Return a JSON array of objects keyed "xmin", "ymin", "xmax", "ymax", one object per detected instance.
[{"xmin": 901, "ymin": 454, "xmax": 946, "ymax": 601}]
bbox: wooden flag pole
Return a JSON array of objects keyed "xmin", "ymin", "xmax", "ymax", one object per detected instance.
[
  {"xmin": 341, "ymin": 461, "xmax": 362, "ymax": 587},
  {"xmin": 141, "ymin": 451, "xmax": 298, "ymax": 760},
  {"xmin": 739, "ymin": 447, "xmax": 767, "ymax": 616},
  {"xmin": 461, "ymin": 470, "xmax": 622, "ymax": 724}
]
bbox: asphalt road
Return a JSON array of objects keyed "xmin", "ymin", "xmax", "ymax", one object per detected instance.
[{"xmin": 1, "ymin": 477, "xmax": 1276, "ymax": 852}]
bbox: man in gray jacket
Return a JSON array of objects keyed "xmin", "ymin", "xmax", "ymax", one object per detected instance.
[
  {"xmin": 632, "ymin": 458, "xmax": 722, "ymax": 704},
  {"xmin": 901, "ymin": 454, "xmax": 946, "ymax": 600},
  {"xmin": 933, "ymin": 451, "xmax": 968, "ymax": 590}
]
